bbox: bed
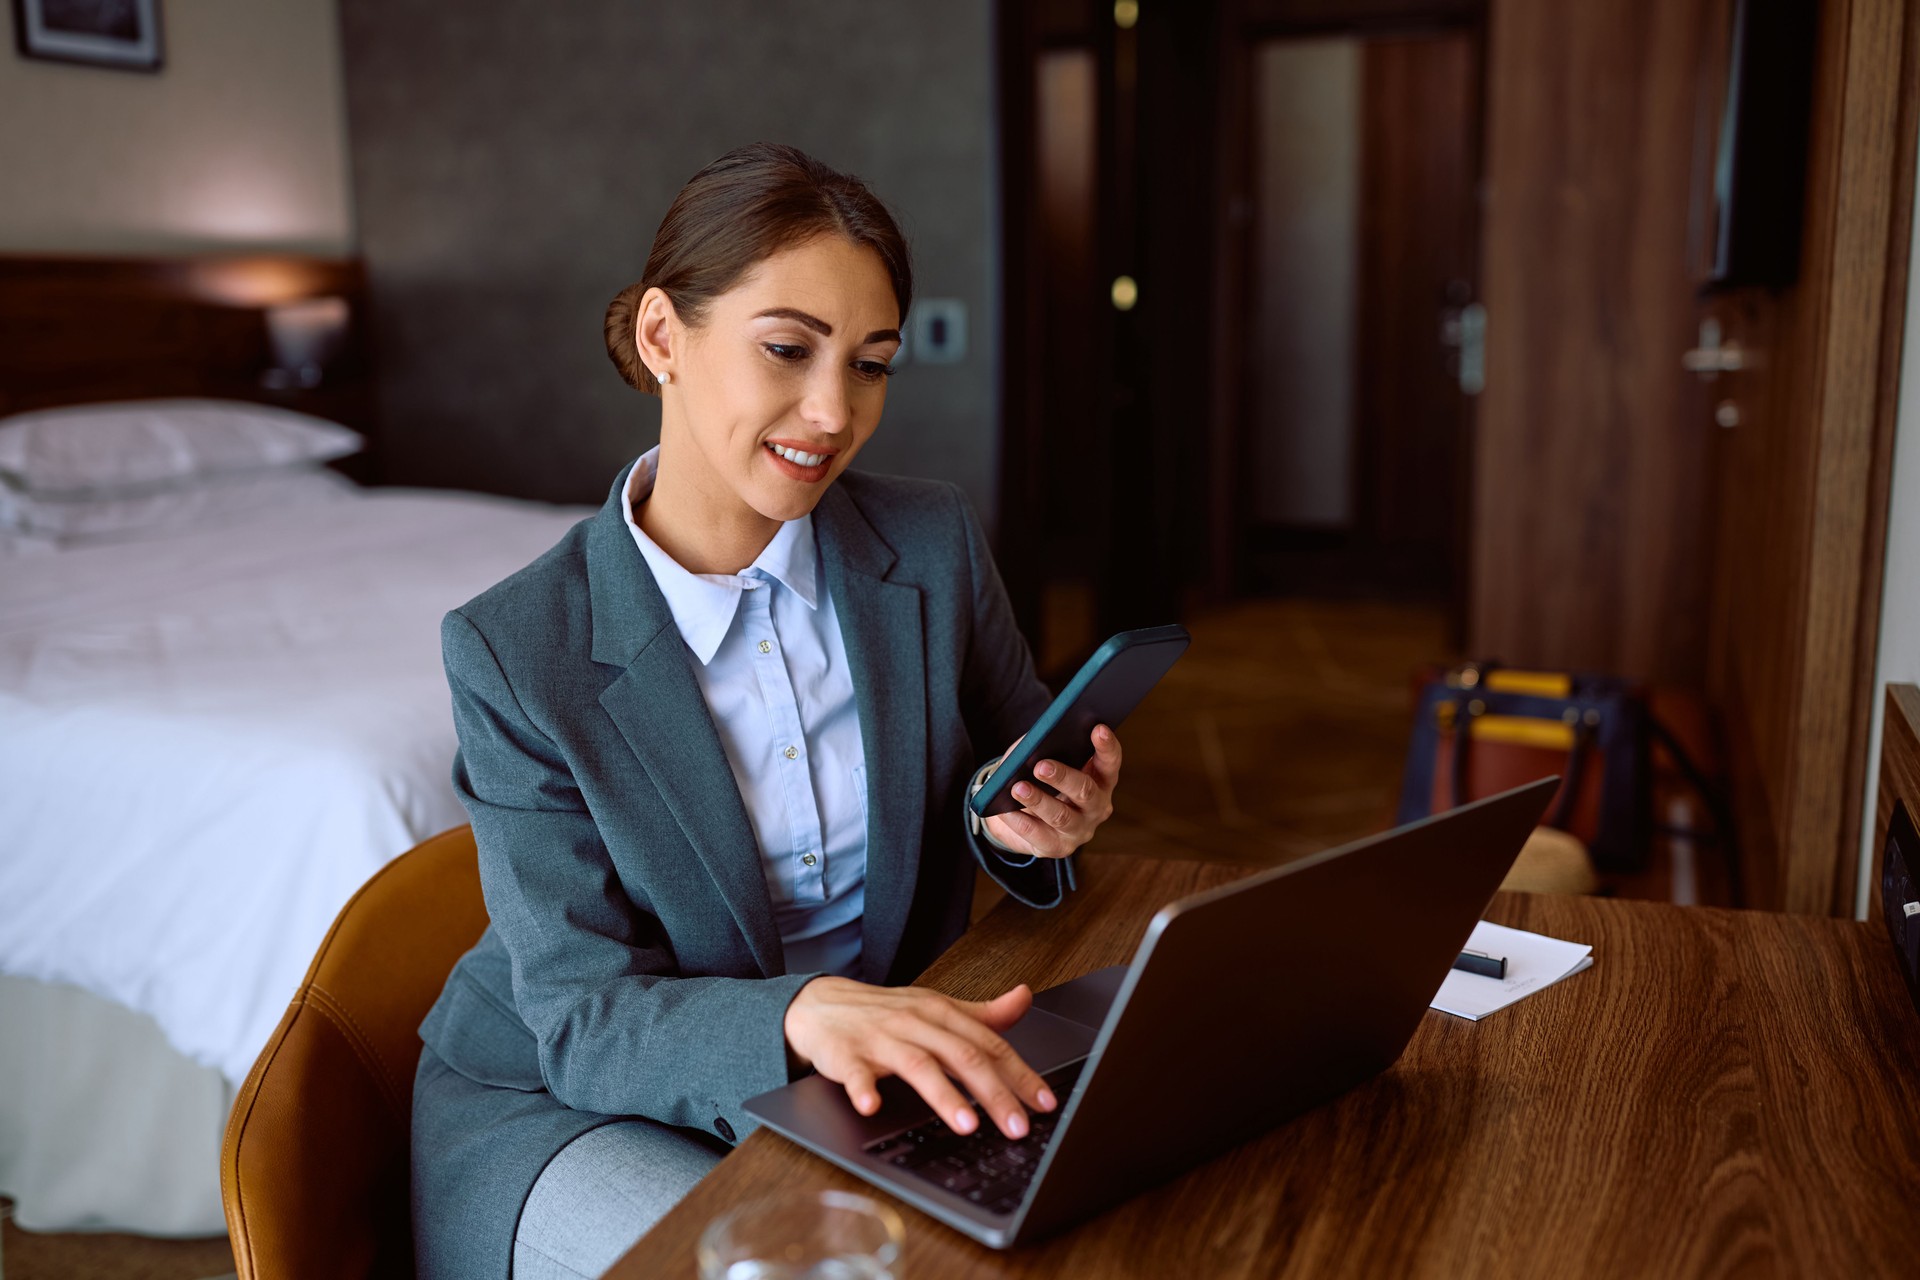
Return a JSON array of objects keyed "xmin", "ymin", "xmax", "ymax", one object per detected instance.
[{"xmin": 0, "ymin": 255, "xmax": 593, "ymax": 1234}]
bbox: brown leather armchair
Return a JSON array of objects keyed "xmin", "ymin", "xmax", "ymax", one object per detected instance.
[{"xmin": 221, "ymin": 825, "xmax": 488, "ymax": 1280}]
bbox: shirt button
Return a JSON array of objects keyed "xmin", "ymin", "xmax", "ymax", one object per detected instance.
[
  {"xmin": 784, "ymin": 745, "xmax": 798, "ymax": 760},
  {"xmin": 802, "ymin": 852, "xmax": 818, "ymax": 867},
  {"xmin": 758, "ymin": 640, "xmax": 771, "ymax": 654}
]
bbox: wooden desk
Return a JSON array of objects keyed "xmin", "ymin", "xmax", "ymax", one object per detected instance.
[{"xmin": 611, "ymin": 854, "xmax": 1920, "ymax": 1278}]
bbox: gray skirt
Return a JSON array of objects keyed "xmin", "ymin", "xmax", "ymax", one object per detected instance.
[
  {"xmin": 411, "ymin": 1045, "xmax": 728, "ymax": 1280},
  {"xmin": 512, "ymin": 1119, "xmax": 725, "ymax": 1278}
]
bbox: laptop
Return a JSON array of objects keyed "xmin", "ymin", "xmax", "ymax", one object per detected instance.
[{"xmin": 744, "ymin": 777, "xmax": 1559, "ymax": 1248}]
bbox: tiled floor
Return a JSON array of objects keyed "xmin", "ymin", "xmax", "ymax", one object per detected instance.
[{"xmin": 9, "ymin": 596, "xmax": 1723, "ymax": 1276}]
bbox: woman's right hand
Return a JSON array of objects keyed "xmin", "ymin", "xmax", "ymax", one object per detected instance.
[{"xmin": 783, "ymin": 977, "xmax": 1058, "ymax": 1140}]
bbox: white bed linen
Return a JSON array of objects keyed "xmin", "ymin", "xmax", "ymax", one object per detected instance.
[
  {"xmin": 0, "ymin": 973, "xmax": 232, "ymax": 1234},
  {"xmin": 0, "ymin": 485, "xmax": 590, "ymax": 1084}
]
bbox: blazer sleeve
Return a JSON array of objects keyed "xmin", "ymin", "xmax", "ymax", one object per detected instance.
[
  {"xmin": 441, "ymin": 609, "xmax": 813, "ymax": 1138},
  {"xmin": 951, "ymin": 486, "xmax": 1074, "ymax": 909}
]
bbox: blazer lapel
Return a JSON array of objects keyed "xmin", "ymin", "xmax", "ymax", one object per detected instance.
[
  {"xmin": 815, "ymin": 485, "xmax": 928, "ymax": 985},
  {"xmin": 585, "ymin": 468, "xmax": 785, "ymax": 978}
]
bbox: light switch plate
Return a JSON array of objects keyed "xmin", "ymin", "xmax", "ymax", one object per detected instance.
[{"xmin": 910, "ymin": 298, "xmax": 967, "ymax": 365}]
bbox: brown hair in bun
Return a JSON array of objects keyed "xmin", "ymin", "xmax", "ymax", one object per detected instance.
[{"xmin": 604, "ymin": 142, "xmax": 914, "ymax": 396}]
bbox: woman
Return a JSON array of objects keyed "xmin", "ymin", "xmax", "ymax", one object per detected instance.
[{"xmin": 411, "ymin": 143, "xmax": 1125, "ymax": 1279}]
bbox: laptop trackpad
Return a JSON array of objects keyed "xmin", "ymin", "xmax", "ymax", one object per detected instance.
[
  {"xmin": 1001, "ymin": 1004, "xmax": 1101, "ymax": 1074},
  {"xmin": 1029, "ymin": 964, "xmax": 1127, "ymax": 1033}
]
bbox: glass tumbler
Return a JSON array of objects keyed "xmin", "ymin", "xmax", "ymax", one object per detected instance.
[{"xmin": 697, "ymin": 1189, "xmax": 904, "ymax": 1280}]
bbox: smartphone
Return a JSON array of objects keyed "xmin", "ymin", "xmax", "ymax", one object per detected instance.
[{"xmin": 969, "ymin": 624, "xmax": 1191, "ymax": 820}]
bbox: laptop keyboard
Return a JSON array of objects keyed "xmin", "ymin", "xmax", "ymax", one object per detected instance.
[{"xmin": 862, "ymin": 1061, "xmax": 1085, "ymax": 1216}]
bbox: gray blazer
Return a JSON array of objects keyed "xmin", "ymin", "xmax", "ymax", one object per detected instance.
[{"xmin": 410, "ymin": 464, "xmax": 1062, "ymax": 1278}]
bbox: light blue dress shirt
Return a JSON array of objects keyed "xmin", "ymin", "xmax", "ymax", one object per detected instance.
[{"xmin": 622, "ymin": 448, "xmax": 868, "ymax": 978}]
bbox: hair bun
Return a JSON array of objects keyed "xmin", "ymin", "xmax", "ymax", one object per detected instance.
[{"xmin": 603, "ymin": 280, "xmax": 656, "ymax": 395}]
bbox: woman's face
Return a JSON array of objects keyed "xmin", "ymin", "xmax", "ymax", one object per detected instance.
[{"xmin": 654, "ymin": 234, "xmax": 903, "ymax": 525}]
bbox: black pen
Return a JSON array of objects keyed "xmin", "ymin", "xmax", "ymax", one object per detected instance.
[{"xmin": 1453, "ymin": 949, "xmax": 1507, "ymax": 979}]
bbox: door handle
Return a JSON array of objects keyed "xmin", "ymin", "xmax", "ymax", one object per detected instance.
[
  {"xmin": 1682, "ymin": 344, "xmax": 1747, "ymax": 374},
  {"xmin": 1439, "ymin": 299, "xmax": 1486, "ymax": 395},
  {"xmin": 1682, "ymin": 316, "xmax": 1757, "ymax": 379}
]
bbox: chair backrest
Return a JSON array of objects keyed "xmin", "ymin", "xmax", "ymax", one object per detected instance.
[{"xmin": 221, "ymin": 825, "xmax": 488, "ymax": 1280}]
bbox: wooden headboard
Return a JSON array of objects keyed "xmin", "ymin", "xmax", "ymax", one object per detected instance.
[{"xmin": 0, "ymin": 253, "xmax": 377, "ymax": 474}]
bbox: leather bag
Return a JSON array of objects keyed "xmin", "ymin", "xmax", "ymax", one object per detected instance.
[{"xmin": 1395, "ymin": 663, "xmax": 1651, "ymax": 871}]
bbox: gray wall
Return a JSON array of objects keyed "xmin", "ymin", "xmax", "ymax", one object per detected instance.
[
  {"xmin": 339, "ymin": 1, "xmax": 1001, "ymax": 518},
  {"xmin": 0, "ymin": 0, "xmax": 352, "ymax": 254}
]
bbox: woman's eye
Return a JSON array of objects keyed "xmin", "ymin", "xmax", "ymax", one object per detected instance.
[
  {"xmin": 764, "ymin": 343, "xmax": 808, "ymax": 363},
  {"xmin": 854, "ymin": 361, "xmax": 895, "ymax": 382}
]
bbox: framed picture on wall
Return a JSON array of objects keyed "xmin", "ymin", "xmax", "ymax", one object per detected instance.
[{"xmin": 12, "ymin": 0, "xmax": 163, "ymax": 72}]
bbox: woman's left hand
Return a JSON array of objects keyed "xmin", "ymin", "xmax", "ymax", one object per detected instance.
[{"xmin": 982, "ymin": 724, "xmax": 1123, "ymax": 859}]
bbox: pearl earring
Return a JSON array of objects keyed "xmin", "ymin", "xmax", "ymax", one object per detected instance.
[{"xmin": 656, "ymin": 370, "xmax": 672, "ymax": 385}]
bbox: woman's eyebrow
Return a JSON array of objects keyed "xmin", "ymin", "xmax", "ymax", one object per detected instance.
[{"xmin": 754, "ymin": 307, "xmax": 901, "ymax": 344}]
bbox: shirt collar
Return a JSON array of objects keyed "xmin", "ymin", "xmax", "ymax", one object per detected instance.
[{"xmin": 621, "ymin": 447, "xmax": 820, "ymax": 665}]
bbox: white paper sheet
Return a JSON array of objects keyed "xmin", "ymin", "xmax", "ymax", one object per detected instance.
[
  {"xmin": 0, "ymin": 485, "xmax": 590, "ymax": 1082},
  {"xmin": 1430, "ymin": 920, "xmax": 1594, "ymax": 1021}
]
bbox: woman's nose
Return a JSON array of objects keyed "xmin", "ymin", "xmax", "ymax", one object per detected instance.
[{"xmin": 801, "ymin": 367, "xmax": 852, "ymax": 435}]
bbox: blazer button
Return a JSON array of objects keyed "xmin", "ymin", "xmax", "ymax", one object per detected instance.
[{"xmin": 715, "ymin": 1116, "xmax": 737, "ymax": 1143}]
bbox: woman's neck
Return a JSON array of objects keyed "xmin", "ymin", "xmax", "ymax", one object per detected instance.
[{"xmin": 637, "ymin": 433, "xmax": 781, "ymax": 576}]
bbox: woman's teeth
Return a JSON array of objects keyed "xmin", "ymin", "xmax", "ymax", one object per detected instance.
[{"xmin": 767, "ymin": 443, "xmax": 828, "ymax": 467}]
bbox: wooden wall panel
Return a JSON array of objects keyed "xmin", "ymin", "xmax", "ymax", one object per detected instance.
[
  {"xmin": 1706, "ymin": 0, "xmax": 1919, "ymax": 913},
  {"xmin": 1470, "ymin": 0, "xmax": 1716, "ymax": 685}
]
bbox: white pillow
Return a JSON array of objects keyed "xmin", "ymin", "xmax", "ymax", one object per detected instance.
[
  {"xmin": 0, "ymin": 465, "xmax": 356, "ymax": 544},
  {"xmin": 0, "ymin": 399, "xmax": 364, "ymax": 497}
]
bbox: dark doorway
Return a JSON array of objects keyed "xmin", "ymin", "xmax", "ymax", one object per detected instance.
[
  {"xmin": 995, "ymin": 0, "xmax": 1486, "ymax": 679},
  {"xmin": 1239, "ymin": 29, "xmax": 1481, "ymax": 610}
]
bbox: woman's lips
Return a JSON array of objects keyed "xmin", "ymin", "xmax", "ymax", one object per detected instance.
[
  {"xmin": 765, "ymin": 440, "xmax": 836, "ymax": 466},
  {"xmin": 763, "ymin": 441, "xmax": 832, "ymax": 482}
]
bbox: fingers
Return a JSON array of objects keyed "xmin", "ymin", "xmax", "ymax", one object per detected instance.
[
  {"xmin": 993, "ymin": 726, "xmax": 1122, "ymax": 857},
  {"xmin": 942, "ymin": 989, "xmax": 1053, "ymax": 1109},
  {"xmin": 989, "ymin": 807, "xmax": 1071, "ymax": 857},
  {"xmin": 841, "ymin": 1063, "xmax": 880, "ymax": 1116},
  {"xmin": 1015, "ymin": 776, "xmax": 1086, "ymax": 827},
  {"xmin": 926, "ymin": 998, "xmax": 1055, "ymax": 1130},
  {"xmin": 1021, "ymin": 726, "xmax": 1121, "ymax": 816},
  {"xmin": 1030, "ymin": 757, "xmax": 1097, "ymax": 807},
  {"xmin": 1089, "ymin": 724, "xmax": 1123, "ymax": 783},
  {"xmin": 885, "ymin": 1042, "xmax": 982, "ymax": 1134},
  {"xmin": 879, "ymin": 993, "xmax": 1055, "ymax": 1137},
  {"xmin": 901, "ymin": 1024, "xmax": 1031, "ymax": 1138},
  {"xmin": 967, "ymin": 983, "xmax": 1033, "ymax": 1033},
  {"xmin": 981, "ymin": 810, "xmax": 1045, "ymax": 857},
  {"xmin": 794, "ymin": 982, "xmax": 1057, "ymax": 1140},
  {"xmin": 1011, "ymin": 770, "xmax": 1112, "ymax": 839}
]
